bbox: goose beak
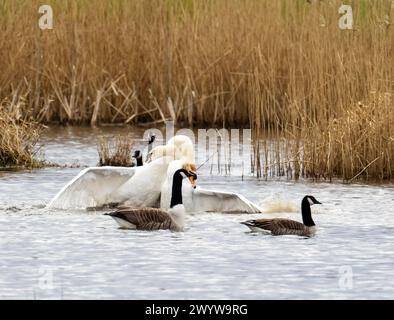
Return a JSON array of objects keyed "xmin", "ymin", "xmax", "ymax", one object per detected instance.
[{"xmin": 188, "ymin": 176, "xmax": 197, "ymax": 189}]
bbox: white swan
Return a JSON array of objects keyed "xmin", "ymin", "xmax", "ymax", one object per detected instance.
[
  {"xmin": 47, "ymin": 156, "xmax": 174, "ymax": 210},
  {"xmin": 147, "ymin": 135, "xmax": 195, "ymax": 163},
  {"xmin": 47, "ymin": 135, "xmax": 195, "ymax": 210},
  {"xmin": 48, "ymin": 134, "xmax": 262, "ymax": 213}
]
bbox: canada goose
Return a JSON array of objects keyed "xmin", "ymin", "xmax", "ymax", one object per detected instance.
[
  {"xmin": 240, "ymin": 195, "xmax": 322, "ymax": 237},
  {"xmin": 116, "ymin": 159, "xmax": 196, "ymax": 208},
  {"xmin": 105, "ymin": 168, "xmax": 197, "ymax": 231},
  {"xmin": 131, "ymin": 150, "xmax": 143, "ymax": 167}
]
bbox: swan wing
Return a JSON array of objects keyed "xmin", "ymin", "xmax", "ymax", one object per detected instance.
[
  {"xmin": 47, "ymin": 166, "xmax": 137, "ymax": 209},
  {"xmin": 191, "ymin": 188, "xmax": 263, "ymax": 213}
]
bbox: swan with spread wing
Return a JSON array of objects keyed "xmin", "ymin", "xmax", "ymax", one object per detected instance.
[
  {"xmin": 47, "ymin": 134, "xmax": 262, "ymax": 213},
  {"xmin": 47, "ymin": 136, "xmax": 195, "ymax": 210}
]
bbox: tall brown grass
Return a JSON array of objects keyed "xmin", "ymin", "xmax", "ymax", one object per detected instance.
[
  {"xmin": 98, "ymin": 135, "xmax": 134, "ymax": 166},
  {"xmin": 0, "ymin": 0, "xmax": 393, "ymax": 180},
  {"xmin": 0, "ymin": 99, "xmax": 43, "ymax": 168}
]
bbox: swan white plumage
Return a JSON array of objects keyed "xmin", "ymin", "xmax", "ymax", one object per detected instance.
[
  {"xmin": 47, "ymin": 166, "xmax": 136, "ymax": 209},
  {"xmin": 147, "ymin": 135, "xmax": 195, "ymax": 163},
  {"xmin": 160, "ymin": 162, "xmax": 263, "ymax": 213},
  {"xmin": 47, "ymin": 156, "xmax": 174, "ymax": 209},
  {"xmin": 47, "ymin": 135, "xmax": 195, "ymax": 210},
  {"xmin": 161, "ymin": 178, "xmax": 263, "ymax": 213},
  {"xmin": 47, "ymin": 134, "xmax": 263, "ymax": 213}
]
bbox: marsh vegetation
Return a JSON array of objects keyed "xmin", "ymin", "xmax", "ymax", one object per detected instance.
[
  {"xmin": 98, "ymin": 135, "xmax": 134, "ymax": 167},
  {"xmin": 0, "ymin": 0, "xmax": 393, "ymax": 180},
  {"xmin": 0, "ymin": 100, "xmax": 44, "ymax": 168}
]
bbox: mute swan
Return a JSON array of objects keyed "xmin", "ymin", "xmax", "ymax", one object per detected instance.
[
  {"xmin": 241, "ymin": 195, "xmax": 322, "ymax": 236},
  {"xmin": 105, "ymin": 168, "xmax": 197, "ymax": 231},
  {"xmin": 47, "ymin": 156, "xmax": 174, "ymax": 209},
  {"xmin": 147, "ymin": 135, "xmax": 195, "ymax": 163},
  {"xmin": 47, "ymin": 135, "xmax": 191, "ymax": 210},
  {"xmin": 48, "ymin": 134, "xmax": 262, "ymax": 213}
]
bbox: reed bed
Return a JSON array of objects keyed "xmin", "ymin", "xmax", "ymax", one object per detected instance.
[
  {"xmin": 0, "ymin": 99, "xmax": 44, "ymax": 168},
  {"xmin": 1, "ymin": 0, "xmax": 393, "ymax": 180},
  {"xmin": 98, "ymin": 135, "xmax": 134, "ymax": 166}
]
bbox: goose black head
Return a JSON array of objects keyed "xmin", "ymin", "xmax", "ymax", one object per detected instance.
[
  {"xmin": 170, "ymin": 169, "xmax": 198, "ymax": 208},
  {"xmin": 182, "ymin": 164, "xmax": 197, "ymax": 189},
  {"xmin": 175, "ymin": 168, "xmax": 198, "ymax": 189},
  {"xmin": 304, "ymin": 195, "xmax": 322, "ymax": 206},
  {"xmin": 132, "ymin": 150, "xmax": 143, "ymax": 166},
  {"xmin": 132, "ymin": 150, "xmax": 142, "ymax": 159}
]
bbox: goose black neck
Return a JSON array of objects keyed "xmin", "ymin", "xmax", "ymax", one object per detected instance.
[
  {"xmin": 136, "ymin": 157, "xmax": 143, "ymax": 166},
  {"xmin": 170, "ymin": 169, "xmax": 185, "ymax": 208},
  {"xmin": 301, "ymin": 197, "xmax": 315, "ymax": 227}
]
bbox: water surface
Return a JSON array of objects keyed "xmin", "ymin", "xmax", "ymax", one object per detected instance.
[{"xmin": 0, "ymin": 127, "xmax": 393, "ymax": 299}]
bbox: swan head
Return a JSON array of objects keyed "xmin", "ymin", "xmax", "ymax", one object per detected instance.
[
  {"xmin": 146, "ymin": 135, "xmax": 195, "ymax": 164},
  {"xmin": 167, "ymin": 135, "xmax": 195, "ymax": 162}
]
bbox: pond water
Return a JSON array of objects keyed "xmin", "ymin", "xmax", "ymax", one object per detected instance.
[{"xmin": 0, "ymin": 127, "xmax": 393, "ymax": 299}]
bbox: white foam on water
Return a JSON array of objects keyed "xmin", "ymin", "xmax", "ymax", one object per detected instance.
[{"xmin": 259, "ymin": 193, "xmax": 298, "ymax": 214}]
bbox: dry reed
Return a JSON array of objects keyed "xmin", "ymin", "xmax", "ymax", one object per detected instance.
[
  {"xmin": 98, "ymin": 135, "xmax": 134, "ymax": 166},
  {"xmin": 0, "ymin": 99, "xmax": 44, "ymax": 168},
  {"xmin": 0, "ymin": 0, "xmax": 393, "ymax": 180}
]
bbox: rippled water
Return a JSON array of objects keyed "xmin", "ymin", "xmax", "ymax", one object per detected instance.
[{"xmin": 1, "ymin": 127, "xmax": 393, "ymax": 299}]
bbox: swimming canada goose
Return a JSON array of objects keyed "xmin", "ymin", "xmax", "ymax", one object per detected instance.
[
  {"xmin": 105, "ymin": 168, "xmax": 197, "ymax": 231},
  {"xmin": 131, "ymin": 150, "xmax": 143, "ymax": 167},
  {"xmin": 241, "ymin": 195, "xmax": 322, "ymax": 237}
]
